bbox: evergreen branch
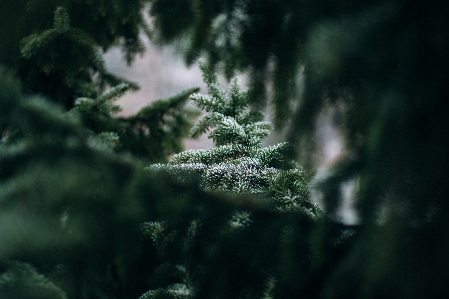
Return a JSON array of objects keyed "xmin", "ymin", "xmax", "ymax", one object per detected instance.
[
  {"xmin": 207, "ymin": 119, "xmax": 249, "ymax": 146},
  {"xmin": 244, "ymin": 121, "xmax": 272, "ymax": 146},
  {"xmin": 189, "ymin": 93, "xmax": 224, "ymax": 113},
  {"xmin": 142, "ymin": 61, "xmax": 324, "ymax": 299},
  {"xmin": 73, "ymin": 83, "xmax": 127, "ymax": 116},
  {"xmin": 99, "ymin": 72, "xmax": 139, "ymax": 92},
  {"xmin": 189, "ymin": 112, "xmax": 225, "ymax": 139},
  {"xmin": 53, "ymin": 6, "xmax": 70, "ymax": 33},
  {"xmin": 226, "ymin": 76, "xmax": 248, "ymax": 117},
  {"xmin": 170, "ymin": 144, "xmax": 248, "ymax": 164},
  {"xmin": 20, "ymin": 30, "xmax": 58, "ymax": 59},
  {"xmin": 198, "ymin": 59, "xmax": 227, "ymax": 101},
  {"xmin": 139, "ymin": 284, "xmax": 192, "ymax": 299},
  {"xmin": 165, "ymin": 87, "xmax": 201, "ymax": 105},
  {"xmin": 152, "ymin": 62, "xmax": 314, "ymax": 213},
  {"xmin": 202, "ymin": 158, "xmax": 276, "ymax": 194},
  {"xmin": 93, "ymin": 83, "xmax": 130, "ymax": 108},
  {"xmin": 255, "ymin": 142, "xmax": 291, "ymax": 168},
  {"xmin": 138, "ymin": 87, "xmax": 201, "ymax": 119},
  {"xmin": 0, "ymin": 261, "xmax": 68, "ymax": 299}
]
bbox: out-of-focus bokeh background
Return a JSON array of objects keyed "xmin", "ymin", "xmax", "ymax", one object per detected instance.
[
  {"xmin": 104, "ymin": 41, "xmax": 213, "ymax": 150},
  {"xmin": 104, "ymin": 39, "xmax": 356, "ymax": 223},
  {"xmin": 104, "ymin": 39, "xmax": 343, "ymax": 162}
]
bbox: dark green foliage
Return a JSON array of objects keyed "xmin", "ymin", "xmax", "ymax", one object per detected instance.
[
  {"xmin": 1, "ymin": 70, "xmax": 198, "ymax": 163},
  {"xmin": 0, "ymin": 261, "xmax": 67, "ymax": 299},
  {"xmin": 0, "ymin": 1, "xmax": 199, "ymax": 163},
  {"xmin": 148, "ymin": 0, "xmax": 449, "ymax": 298},
  {"xmin": 2, "ymin": 0, "xmax": 448, "ymax": 298},
  {"xmin": 0, "ymin": 68, "xmax": 149, "ymax": 299},
  {"xmin": 72, "ymin": 83, "xmax": 200, "ymax": 162},
  {"xmin": 293, "ymin": 4, "xmax": 449, "ymax": 296},
  {"xmin": 1, "ymin": 6, "xmax": 201, "ymax": 297},
  {"xmin": 1, "ymin": 1, "xmax": 149, "ymax": 107},
  {"xmin": 0, "ymin": 67, "xmax": 199, "ymax": 299},
  {"xmin": 148, "ymin": 0, "xmax": 381, "ymax": 125},
  {"xmin": 118, "ymin": 88, "xmax": 200, "ymax": 162},
  {"xmin": 19, "ymin": 7, "xmax": 107, "ymax": 107},
  {"xmin": 0, "ymin": 70, "xmax": 339, "ymax": 299},
  {"xmin": 0, "ymin": 60, "xmax": 201, "ymax": 299},
  {"xmin": 139, "ymin": 188, "xmax": 323, "ymax": 299}
]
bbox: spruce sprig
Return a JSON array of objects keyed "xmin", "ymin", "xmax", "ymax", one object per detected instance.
[
  {"xmin": 189, "ymin": 60, "xmax": 271, "ymax": 148},
  {"xmin": 151, "ymin": 61, "xmax": 321, "ymax": 216}
]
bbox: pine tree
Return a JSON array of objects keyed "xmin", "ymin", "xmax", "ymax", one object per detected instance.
[
  {"xmin": 151, "ymin": 61, "xmax": 321, "ymax": 216},
  {"xmin": 139, "ymin": 62, "xmax": 331, "ymax": 299}
]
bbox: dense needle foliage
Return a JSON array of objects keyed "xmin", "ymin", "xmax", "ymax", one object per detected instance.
[
  {"xmin": 1, "ymin": 0, "xmax": 151, "ymax": 107},
  {"xmin": 140, "ymin": 65, "xmax": 327, "ymax": 298},
  {"xmin": 1, "ymin": 0, "xmax": 449, "ymax": 298},
  {"xmin": 151, "ymin": 61, "xmax": 320, "ymax": 215},
  {"xmin": 0, "ymin": 3, "xmax": 198, "ymax": 162}
]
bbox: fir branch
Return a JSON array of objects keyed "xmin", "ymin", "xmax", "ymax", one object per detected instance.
[
  {"xmin": 236, "ymin": 110, "xmax": 265, "ymax": 125},
  {"xmin": 255, "ymin": 142, "xmax": 292, "ymax": 168},
  {"xmin": 170, "ymin": 144, "xmax": 248, "ymax": 165},
  {"xmin": 207, "ymin": 115, "xmax": 249, "ymax": 146},
  {"xmin": 20, "ymin": 30, "xmax": 58, "ymax": 60},
  {"xmin": 92, "ymin": 83, "xmax": 129, "ymax": 109},
  {"xmin": 189, "ymin": 112, "xmax": 225, "ymax": 139},
  {"xmin": 198, "ymin": 59, "xmax": 227, "ymax": 101},
  {"xmin": 226, "ymin": 76, "xmax": 248, "ymax": 117},
  {"xmin": 53, "ymin": 6, "xmax": 70, "ymax": 33},
  {"xmin": 189, "ymin": 93, "xmax": 224, "ymax": 114},
  {"xmin": 153, "ymin": 62, "xmax": 318, "ymax": 215}
]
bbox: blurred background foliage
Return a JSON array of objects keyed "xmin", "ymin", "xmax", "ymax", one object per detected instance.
[
  {"xmin": 0, "ymin": 0, "xmax": 150, "ymax": 107},
  {"xmin": 0, "ymin": 1, "xmax": 198, "ymax": 163},
  {"xmin": 1, "ymin": 0, "xmax": 449, "ymax": 298}
]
